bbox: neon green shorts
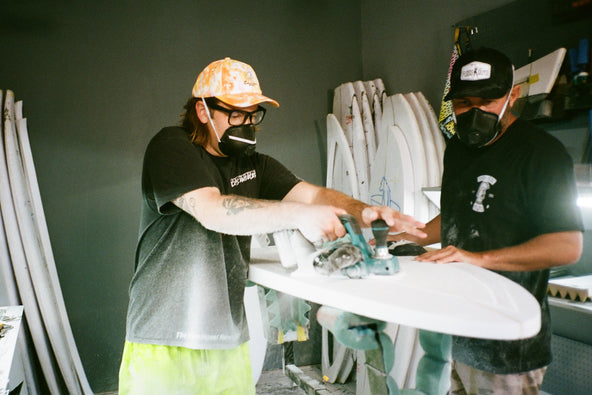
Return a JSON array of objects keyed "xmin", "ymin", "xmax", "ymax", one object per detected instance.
[{"xmin": 118, "ymin": 341, "xmax": 255, "ymax": 395}]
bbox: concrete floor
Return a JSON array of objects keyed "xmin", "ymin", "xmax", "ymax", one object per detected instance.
[
  {"xmin": 256, "ymin": 369, "xmax": 307, "ymax": 394},
  {"xmin": 257, "ymin": 365, "xmax": 356, "ymax": 395},
  {"xmin": 98, "ymin": 372, "xmax": 308, "ymax": 395}
]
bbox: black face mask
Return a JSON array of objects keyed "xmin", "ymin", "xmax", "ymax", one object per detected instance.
[
  {"xmin": 455, "ymin": 108, "xmax": 501, "ymax": 148},
  {"xmin": 218, "ymin": 124, "xmax": 257, "ymax": 157}
]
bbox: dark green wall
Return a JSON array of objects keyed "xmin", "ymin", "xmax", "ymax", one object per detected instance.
[
  {"xmin": 0, "ymin": 1, "xmax": 361, "ymax": 391},
  {"xmin": 360, "ymin": 0, "xmax": 517, "ymax": 107}
]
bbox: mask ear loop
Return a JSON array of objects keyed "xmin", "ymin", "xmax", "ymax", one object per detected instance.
[
  {"xmin": 497, "ymin": 66, "xmax": 515, "ymax": 123},
  {"xmin": 481, "ymin": 67, "xmax": 515, "ymax": 147},
  {"xmin": 201, "ymin": 96, "xmax": 222, "ymax": 143}
]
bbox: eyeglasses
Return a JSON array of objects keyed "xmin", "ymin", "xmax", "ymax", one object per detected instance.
[{"xmin": 206, "ymin": 101, "xmax": 266, "ymax": 126}]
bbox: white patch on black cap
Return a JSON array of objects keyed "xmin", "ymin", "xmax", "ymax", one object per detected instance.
[{"xmin": 460, "ymin": 61, "xmax": 492, "ymax": 81}]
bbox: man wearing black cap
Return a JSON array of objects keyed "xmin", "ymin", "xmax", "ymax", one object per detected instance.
[{"xmin": 392, "ymin": 47, "xmax": 583, "ymax": 393}]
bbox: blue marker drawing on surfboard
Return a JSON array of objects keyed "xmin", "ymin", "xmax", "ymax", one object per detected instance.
[
  {"xmin": 369, "ymin": 124, "xmax": 415, "ymax": 217},
  {"xmin": 370, "ymin": 176, "xmax": 401, "ymax": 211}
]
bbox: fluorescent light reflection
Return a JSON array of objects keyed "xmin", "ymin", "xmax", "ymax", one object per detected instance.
[{"xmin": 577, "ymin": 196, "xmax": 592, "ymax": 208}]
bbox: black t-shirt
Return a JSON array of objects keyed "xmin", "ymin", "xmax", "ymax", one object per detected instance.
[
  {"xmin": 138, "ymin": 126, "xmax": 301, "ymax": 266},
  {"xmin": 126, "ymin": 126, "xmax": 301, "ymax": 349},
  {"xmin": 441, "ymin": 119, "xmax": 583, "ymax": 373}
]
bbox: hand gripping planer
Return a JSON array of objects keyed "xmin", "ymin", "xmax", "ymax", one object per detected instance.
[{"xmin": 313, "ymin": 214, "xmax": 399, "ymax": 278}]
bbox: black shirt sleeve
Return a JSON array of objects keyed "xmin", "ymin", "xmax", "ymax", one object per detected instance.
[{"xmin": 142, "ymin": 127, "xmax": 217, "ymax": 214}]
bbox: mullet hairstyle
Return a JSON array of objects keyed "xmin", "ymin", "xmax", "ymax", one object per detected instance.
[{"xmin": 180, "ymin": 97, "xmax": 218, "ymax": 146}]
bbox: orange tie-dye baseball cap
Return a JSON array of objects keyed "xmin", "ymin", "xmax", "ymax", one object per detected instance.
[{"xmin": 192, "ymin": 57, "xmax": 279, "ymax": 108}]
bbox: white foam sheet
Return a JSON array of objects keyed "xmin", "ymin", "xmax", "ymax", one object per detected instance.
[
  {"xmin": 514, "ymin": 48, "xmax": 566, "ymax": 98},
  {"xmin": 0, "ymin": 306, "xmax": 24, "ymax": 393}
]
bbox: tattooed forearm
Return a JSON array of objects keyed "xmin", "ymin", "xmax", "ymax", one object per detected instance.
[
  {"xmin": 222, "ymin": 196, "xmax": 263, "ymax": 215},
  {"xmin": 175, "ymin": 196, "xmax": 198, "ymax": 216}
]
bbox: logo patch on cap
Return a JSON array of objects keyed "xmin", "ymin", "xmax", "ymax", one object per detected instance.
[{"xmin": 460, "ymin": 61, "xmax": 492, "ymax": 81}]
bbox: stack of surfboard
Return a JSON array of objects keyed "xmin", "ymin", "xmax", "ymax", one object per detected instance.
[
  {"xmin": 325, "ymin": 82, "xmax": 447, "ymax": 389},
  {"xmin": 328, "ymin": 81, "xmax": 445, "ymax": 223},
  {"xmin": 329, "ymin": 80, "xmax": 385, "ymax": 204},
  {"xmin": 0, "ymin": 90, "xmax": 93, "ymax": 394}
]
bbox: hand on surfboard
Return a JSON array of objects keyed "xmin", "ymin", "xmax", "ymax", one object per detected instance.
[
  {"xmin": 361, "ymin": 206, "xmax": 426, "ymax": 239},
  {"xmin": 414, "ymin": 245, "xmax": 480, "ymax": 265}
]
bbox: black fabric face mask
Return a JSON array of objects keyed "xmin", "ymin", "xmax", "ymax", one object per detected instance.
[
  {"xmin": 218, "ymin": 124, "xmax": 257, "ymax": 157},
  {"xmin": 455, "ymin": 108, "xmax": 501, "ymax": 148}
]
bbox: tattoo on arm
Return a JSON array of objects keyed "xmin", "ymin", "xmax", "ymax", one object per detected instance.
[
  {"xmin": 222, "ymin": 196, "xmax": 263, "ymax": 215},
  {"xmin": 176, "ymin": 194, "xmax": 263, "ymax": 218},
  {"xmin": 175, "ymin": 196, "xmax": 198, "ymax": 215}
]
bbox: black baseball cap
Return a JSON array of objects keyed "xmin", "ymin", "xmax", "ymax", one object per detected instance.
[{"xmin": 444, "ymin": 47, "xmax": 514, "ymax": 101}]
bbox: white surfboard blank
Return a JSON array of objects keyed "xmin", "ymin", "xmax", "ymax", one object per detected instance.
[
  {"xmin": 352, "ymin": 80, "xmax": 377, "ymax": 168},
  {"xmin": 390, "ymin": 94, "xmax": 430, "ymax": 223},
  {"xmin": 2, "ymin": 90, "xmax": 93, "ymax": 394},
  {"xmin": 2, "ymin": 92, "xmax": 63, "ymax": 393},
  {"xmin": 326, "ymin": 113, "xmax": 359, "ymax": 199},
  {"xmin": 404, "ymin": 93, "xmax": 440, "ymax": 187},
  {"xmin": 332, "ymin": 83, "xmax": 370, "ymax": 202},
  {"xmin": 414, "ymin": 92, "xmax": 445, "ymax": 172}
]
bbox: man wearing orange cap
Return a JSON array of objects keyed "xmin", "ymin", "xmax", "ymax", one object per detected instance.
[{"xmin": 118, "ymin": 57, "xmax": 426, "ymax": 394}]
